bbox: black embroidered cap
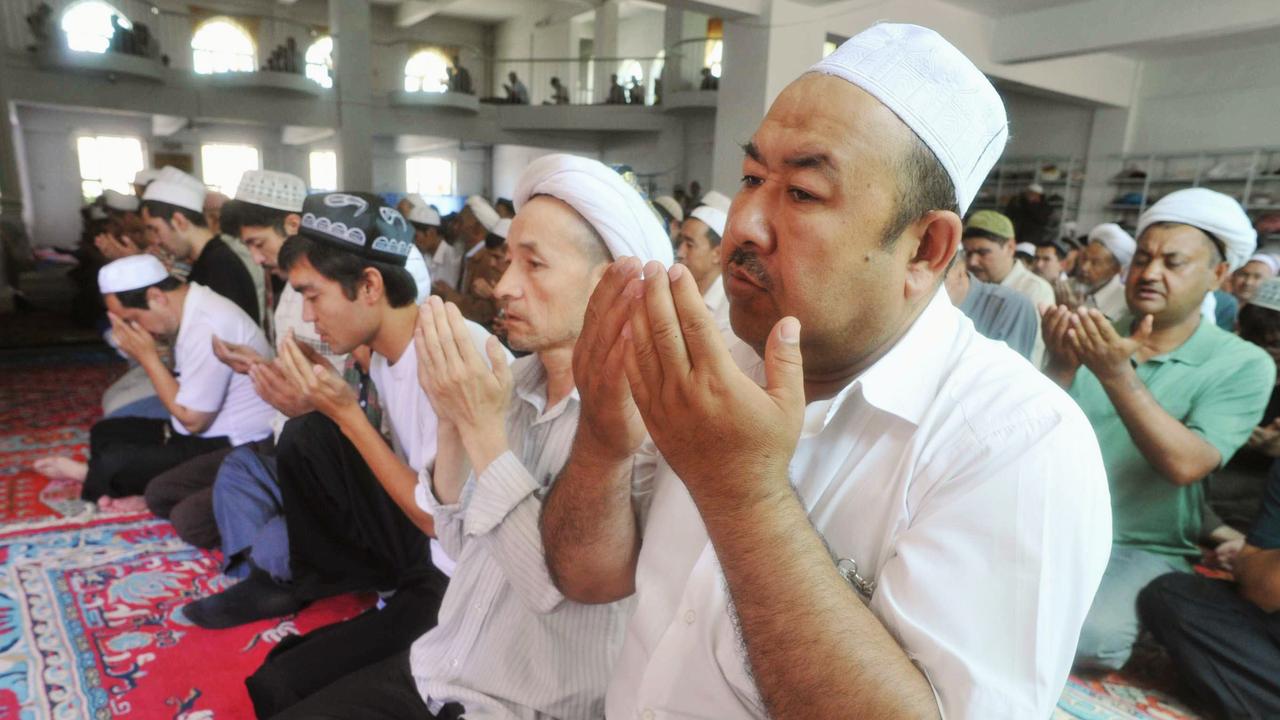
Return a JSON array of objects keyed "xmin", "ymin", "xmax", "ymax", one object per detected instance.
[{"xmin": 298, "ymin": 192, "xmax": 414, "ymax": 267}]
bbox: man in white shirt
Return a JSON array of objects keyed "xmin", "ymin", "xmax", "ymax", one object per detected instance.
[
  {"xmin": 35, "ymin": 255, "xmax": 274, "ymax": 505},
  {"xmin": 408, "ymin": 204, "xmax": 461, "ymax": 291},
  {"xmin": 675, "ymin": 202, "xmax": 733, "ymax": 339},
  {"xmin": 964, "ymin": 209, "xmax": 1055, "ymax": 365},
  {"xmin": 541, "ymin": 24, "xmax": 1112, "ymax": 719},
  {"xmin": 272, "ymin": 153, "xmax": 674, "ymax": 720}
]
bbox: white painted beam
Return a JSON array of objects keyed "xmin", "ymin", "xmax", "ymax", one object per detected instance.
[
  {"xmin": 395, "ymin": 0, "xmax": 463, "ymax": 28},
  {"xmin": 994, "ymin": 0, "xmax": 1280, "ymax": 64},
  {"xmin": 646, "ymin": 0, "xmax": 764, "ymax": 19}
]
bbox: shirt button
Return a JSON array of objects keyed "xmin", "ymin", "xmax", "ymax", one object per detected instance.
[
  {"xmin": 683, "ymin": 610, "xmax": 696, "ymax": 625},
  {"xmin": 642, "ymin": 710, "xmax": 655, "ymax": 720}
]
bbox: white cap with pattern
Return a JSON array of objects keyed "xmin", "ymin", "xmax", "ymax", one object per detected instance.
[
  {"xmin": 236, "ymin": 170, "xmax": 307, "ymax": 213},
  {"xmin": 142, "ymin": 167, "xmax": 207, "ymax": 213},
  {"xmin": 408, "ymin": 205, "xmax": 441, "ymax": 227}
]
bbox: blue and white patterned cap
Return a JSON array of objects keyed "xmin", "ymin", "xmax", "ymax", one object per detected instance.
[
  {"xmin": 298, "ymin": 192, "xmax": 414, "ymax": 266},
  {"xmin": 808, "ymin": 23, "xmax": 1008, "ymax": 216}
]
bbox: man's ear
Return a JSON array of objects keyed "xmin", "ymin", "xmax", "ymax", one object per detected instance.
[
  {"xmin": 145, "ymin": 285, "xmax": 167, "ymax": 311},
  {"xmin": 905, "ymin": 210, "xmax": 962, "ymax": 300},
  {"xmin": 1212, "ymin": 260, "xmax": 1232, "ymax": 288},
  {"xmin": 283, "ymin": 213, "xmax": 302, "ymax": 236},
  {"xmin": 361, "ymin": 267, "xmax": 386, "ymax": 304}
]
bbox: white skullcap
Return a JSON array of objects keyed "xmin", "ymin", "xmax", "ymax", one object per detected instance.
[
  {"xmin": 133, "ymin": 168, "xmax": 161, "ymax": 187},
  {"xmin": 492, "ymin": 218, "xmax": 512, "ymax": 240},
  {"xmin": 689, "ymin": 205, "xmax": 727, "ymax": 237},
  {"xmin": 98, "ymin": 254, "xmax": 170, "ymax": 295},
  {"xmin": 1138, "ymin": 188, "xmax": 1258, "ymax": 272},
  {"xmin": 514, "ymin": 153, "xmax": 674, "ymax": 266},
  {"xmin": 1028, "ymin": 183, "xmax": 1045, "ymax": 195},
  {"xmin": 142, "ymin": 167, "xmax": 206, "ymax": 213},
  {"xmin": 698, "ymin": 190, "xmax": 732, "ymax": 213},
  {"xmin": 466, "ymin": 195, "xmax": 500, "ymax": 232},
  {"xmin": 88, "ymin": 206, "xmax": 109, "ymax": 221},
  {"xmin": 408, "ymin": 204, "xmax": 441, "ymax": 227},
  {"xmin": 402, "ymin": 193, "xmax": 428, "ymax": 212},
  {"xmin": 236, "ymin": 170, "xmax": 306, "ymax": 213},
  {"xmin": 405, "ymin": 245, "xmax": 432, "ymax": 304},
  {"xmin": 1015, "ymin": 242, "xmax": 1036, "ymax": 256},
  {"xmin": 808, "ymin": 23, "xmax": 1008, "ymax": 216},
  {"xmin": 653, "ymin": 195, "xmax": 683, "ymax": 222},
  {"xmin": 103, "ymin": 189, "xmax": 139, "ymax": 213},
  {"xmin": 1088, "ymin": 223, "xmax": 1136, "ymax": 268},
  {"xmin": 1245, "ymin": 253, "xmax": 1280, "ymax": 276},
  {"xmin": 1251, "ymin": 278, "xmax": 1280, "ymax": 313}
]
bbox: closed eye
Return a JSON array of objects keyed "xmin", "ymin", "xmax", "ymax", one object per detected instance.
[
  {"xmin": 741, "ymin": 174, "xmax": 763, "ymax": 188},
  {"xmin": 789, "ymin": 187, "xmax": 817, "ymax": 202}
]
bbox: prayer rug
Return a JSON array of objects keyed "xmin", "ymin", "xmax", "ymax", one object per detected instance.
[
  {"xmin": 0, "ymin": 512, "xmax": 374, "ymax": 719},
  {"xmin": 1056, "ymin": 674, "xmax": 1201, "ymax": 720}
]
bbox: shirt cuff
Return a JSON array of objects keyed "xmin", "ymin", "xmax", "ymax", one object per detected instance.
[
  {"xmin": 415, "ymin": 466, "xmax": 463, "ymax": 518},
  {"xmin": 463, "ymin": 451, "xmax": 540, "ymax": 536}
]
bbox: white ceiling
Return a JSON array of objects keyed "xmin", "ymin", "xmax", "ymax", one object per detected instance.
[{"xmin": 940, "ymin": 0, "xmax": 1086, "ymax": 14}]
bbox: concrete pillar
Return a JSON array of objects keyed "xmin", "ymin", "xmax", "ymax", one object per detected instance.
[
  {"xmin": 330, "ymin": 0, "xmax": 374, "ymax": 191},
  {"xmin": 593, "ymin": 1, "xmax": 620, "ymax": 104},
  {"xmin": 0, "ymin": 8, "xmax": 25, "ymax": 226},
  {"xmin": 1076, "ymin": 106, "xmax": 1135, "ymax": 231},
  {"xmin": 661, "ymin": 7, "xmax": 683, "ymax": 102}
]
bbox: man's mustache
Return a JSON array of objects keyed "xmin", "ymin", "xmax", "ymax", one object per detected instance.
[{"xmin": 727, "ymin": 248, "xmax": 772, "ymax": 290}]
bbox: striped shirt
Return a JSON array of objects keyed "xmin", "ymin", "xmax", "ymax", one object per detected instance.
[{"xmin": 411, "ymin": 355, "xmax": 633, "ymax": 719}]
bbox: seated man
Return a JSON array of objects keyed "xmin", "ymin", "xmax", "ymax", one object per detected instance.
[
  {"xmin": 675, "ymin": 202, "xmax": 732, "ymax": 339},
  {"xmin": 181, "ymin": 192, "xmax": 496, "ymax": 716},
  {"xmin": 274, "ymin": 153, "xmax": 673, "ymax": 720},
  {"xmin": 1072, "ymin": 223, "xmax": 1133, "ymax": 321},
  {"xmin": 408, "ymin": 204, "xmax": 460, "ymax": 291},
  {"xmin": 1042, "ymin": 187, "xmax": 1275, "ymax": 671},
  {"xmin": 1033, "ymin": 238, "xmax": 1070, "ymax": 284},
  {"xmin": 36, "ymin": 254, "xmax": 274, "ymax": 504},
  {"xmin": 944, "ymin": 248, "xmax": 1038, "ymax": 360},
  {"xmin": 1139, "ymin": 454, "xmax": 1280, "ymax": 719},
  {"xmin": 542, "ymin": 25, "xmax": 1112, "ymax": 718},
  {"xmin": 963, "ymin": 209, "xmax": 1055, "ymax": 365}
]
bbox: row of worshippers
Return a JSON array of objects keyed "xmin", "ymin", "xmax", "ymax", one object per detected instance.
[{"xmin": 32, "ymin": 22, "xmax": 1280, "ymax": 720}]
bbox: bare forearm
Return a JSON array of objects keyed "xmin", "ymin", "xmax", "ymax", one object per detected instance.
[
  {"xmin": 541, "ymin": 438, "xmax": 639, "ymax": 603},
  {"xmin": 697, "ymin": 483, "xmax": 939, "ymax": 720},
  {"xmin": 431, "ymin": 424, "xmax": 472, "ymax": 506},
  {"xmin": 1100, "ymin": 367, "xmax": 1219, "ymax": 485},
  {"xmin": 338, "ymin": 410, "xmax": 437, "ymax": 537},
  {"xmin": 1237, "ymin": 547, "xmax": 1280, "ymax": 612},
  {"xmin": 140, "ymin": 355, "xmax": 212, "ymax": 432}
]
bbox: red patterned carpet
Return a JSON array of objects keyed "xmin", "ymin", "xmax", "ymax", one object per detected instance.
[{"xmin": 0, "ymin": 347, "xmax": 375, "ymax": 718}]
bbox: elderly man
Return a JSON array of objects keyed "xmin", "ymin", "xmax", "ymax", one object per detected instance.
[
  {"xmin": 541, "ymin": 24, "xmax": 1110, "ymax": 719},
  {"xmin": 675, "ymin": 202, "xmax": 731, "ymax": 338},
  {"xmin": 273, "ymin": 154, "xmax": 674, "ymax": 720},
  {"xmin": 1071, "ymin": 223, "xmax": 1133, "ymax": 321},
  {"xmin": 1043, "ymin": 187, "xmax": 1274, "ymax": 671},
  {"xmin": 1232, "ymin": 253, "xmax": 1280, "ymax": 306},
  {"xmin": 964, "ymin": 209, "xmax": 1054, "ymax": 365}
]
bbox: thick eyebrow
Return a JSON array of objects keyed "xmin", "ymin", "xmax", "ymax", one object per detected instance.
[
  {"xmin": 291, "ymin": 281, "xmax": 312, "ymax": 294},
  {"xmin": 741, "ymin": 141, "xmax": 838, "ymax": 181},
  {"xmin": 741, "ymin": 141, "xmax": 763, "ymax": 164}
]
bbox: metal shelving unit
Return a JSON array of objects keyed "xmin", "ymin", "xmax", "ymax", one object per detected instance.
[{"xmin": 970, "ymin": 155, "xmax": 1085, "ymax": 240}]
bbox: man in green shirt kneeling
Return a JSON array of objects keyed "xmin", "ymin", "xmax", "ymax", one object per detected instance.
[{"xmin": 1042, "ymin": 188, "xmax": 1276, "ymax": 671}]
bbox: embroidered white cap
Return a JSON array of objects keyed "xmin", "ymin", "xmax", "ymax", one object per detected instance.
[
  {"xmin": 653, "ymin": 195, "xmax": 683, "ymax": 223},
  {"xmin": 98, "ymin": 254, "xmax": 170, "ymax": 294},
  {"xmin": 103, "ymin": 189, "xmax": 140, "ymax": 213},
  {"xmin": 408, "ymin": 205, "xmax": 442, "ymax": 227},
  {"xmin": 236, "ymin": 170, "xmax": 307, "ymax": 213},
  {"xmin": 689, "ymin": 205, "xmax": 727, "ymax": 237},
  {"xmin": 142, "ymin": 167, "xmax": 207, "ymax": 213}
]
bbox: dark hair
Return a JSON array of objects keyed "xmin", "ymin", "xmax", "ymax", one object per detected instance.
[
  {"xmin": 484, "ymin": 231, "xmax": 506, "ymax": 250},
  {"xmin": 882, "ymin": 132, "xmax": 958, "ymax": 248},
  {"xmin": 1239, "ymin": 302, "xmax": 1280, "ymax": 348},
  {"xmin": 495, "ymin": 198, "xmax": 515, "ymax": 215},
  {"xmin": 234, "ymin": 201, "xmax": 291, "ymax": 236},
  {"xmin": 278, "ymin": 234, "xmax": 418, "ymax": 307},
  {"xmin": 114, "ymin": 275, "xmax": 183, "ymax": 310},
  {"xmin": 142, "ymin": 199, "xmax": 207, "ymax": 228},
  {"xmin": 1044, "ymin": 243, "xmax": 1068, "ymax": 260}
]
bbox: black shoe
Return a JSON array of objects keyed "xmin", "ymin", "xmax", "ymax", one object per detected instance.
[{"xmin": 182, "ymin": 566, "xmax": 306, "ymax": 629}]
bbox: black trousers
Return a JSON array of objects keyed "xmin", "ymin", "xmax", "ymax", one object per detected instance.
[
  {"xmin": 248, "ymin": 412, "xmax": 447, "ymax": 717},
  {"xmin": 83, "ymin": 417, "xmax": 229, "ymax": 500},
  {"xmin": 144, "ymin": 445, "xmax": 236, "ymax": 549},
  {"xmin": 1139, "ymin": 572, "xmax": 1280, "ymax": 719},
  {"xmin": 269, "ymin": 649, "xmax": 464, "ymax": 720}
]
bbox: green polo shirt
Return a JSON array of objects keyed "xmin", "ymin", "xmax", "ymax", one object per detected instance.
[{"xmin": 1070, "ymin": 318, "xmax": 1275, "ymax": 558}]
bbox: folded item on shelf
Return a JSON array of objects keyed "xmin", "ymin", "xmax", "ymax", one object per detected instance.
[{"xmin": 1204, "ymin": 158, "xmax": 1256, "ymax": 179}]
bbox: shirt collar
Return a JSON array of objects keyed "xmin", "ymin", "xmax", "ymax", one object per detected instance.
[
  {"xmin": 1144, "ymin": 316, "xmax": 1219, "ymax": 367},
  {"xmin": 1001, "ymin": 260, "xmax": 1030, "ymax": 287},
  {"xmin": 512, "ymin": 355, "xmax": 580, "ymax": 421}
]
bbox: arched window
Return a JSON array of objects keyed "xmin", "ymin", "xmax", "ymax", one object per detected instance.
[
  {"xmin": 305, "ymin": 36, "xmax": 333, "ymax": 88},
  {"xmin": 192, "ymin": 18, "xmax": 255, "ymax": 74},
  {"xmin": 61, "ymin": 0, "xmax": 132, "ymax": 54},
  {"xmin": 404, "ymin": 49, "xmax": 451, "ymax": 93}
]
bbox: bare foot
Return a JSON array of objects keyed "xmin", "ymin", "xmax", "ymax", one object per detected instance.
[
  {"xmin": 98, "ymin": 495, "xmax": 149, "ymax": 513},
  {"xmin": 33, "ymin": 456, "xmax": 88, "ymax": 482}
]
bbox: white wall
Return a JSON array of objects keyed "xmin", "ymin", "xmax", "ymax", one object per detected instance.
[
  {"xmin": 1128, "ymin": 39, "xmax": 1280, "ymax": 153},
  {"xmin": 1000, "ymin": 89, "xmax": 1095, "ymax": 161}
]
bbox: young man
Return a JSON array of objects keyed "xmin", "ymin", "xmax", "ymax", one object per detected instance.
[
  {"xmin": 541, "ymin": 25, "xmax": 1111, "ymax": 719},
  {"xmin": 408, "ymin": 203, "xmax": 460, "ymax": 291},
  {"xmin": 35, "ymin": 254, "xmax": 274, "ymax": 503},
  {"xmin": 181, "ymin": 192, "xmax": 495, "ymax": 716},
  {"xmin": 1043, "ymin": 187, "xmax": 1274, "ymax": 671},
  {"xmin": 273, "ymin": 154, "xmax": 674, "ymax": 720},
  {"xmin": 674, "ymin": 202, "xmax": 732, "ymax": 338},
  {"xmin": 141, "ymin": 167, "xmax": 260, "ymax": 325},
  {"xmin": 963, "ymin": 209, "xmax": 1055, "ymax": 365},
  {"xmin": 1033, "ymin": 240, "xmax": 1069, "ymax": 283}
]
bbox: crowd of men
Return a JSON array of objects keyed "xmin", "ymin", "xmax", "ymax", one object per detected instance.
[{"xmin": 28, "ymin": 22, "xmax": 1280, "ymax": 720}]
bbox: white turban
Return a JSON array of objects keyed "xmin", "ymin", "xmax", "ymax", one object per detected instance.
[
  {"xmin": 1246, "ymin": 253, "xmax": 1280, "ymax": 276},
  {"xmin": 1088, "ymin": 223, "xmax": 1136, "ymax": 268},
  {"xmin": 514, "ymin": 154, "xmax": 674, "ymax": 266},
  {"xmin": 466, "ymin": 195, "xmax": 500, "ymax": 232},
  {"xmin": 1137, "ymin": 188, "xmax": 1257, "ymax": 272},
  {"xmin": 653, "ymin": 195, "xmax": 683, "ymax": 223},
  {"xmin": 405, "ymin": 245, "xmax": 432, "ymax": 304},
  {"xmin": 808, "ymin": 23, "xmax": 1008, "ymax": 216}
]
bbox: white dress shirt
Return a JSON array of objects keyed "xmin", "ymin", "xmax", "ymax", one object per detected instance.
[
  {"xmin": 701, "ymin": 274, "xmax": 733, "ymax": 341},
  {"xmin": 412, "ymin": 356, "xmax": 632, "ymax": 719},
  {"xmin": 1084, "ymin": 274, "xmax": 1128, "ymax": 322},
  {"xmin": 429, "ymin": 241, "xmax": 463, "ymax": 291},
  {"xmin": 608, "ymin": 289, "xmax": 1112, "ymax": 719},
  {"xmin": 999, "ymin": 261, "xmax": 1055, "ymax": 366}
]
